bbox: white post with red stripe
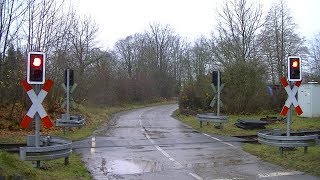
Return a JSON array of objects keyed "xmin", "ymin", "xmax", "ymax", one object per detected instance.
[{"xmin": 280, "ymin": 77, "xmax": 303, "ymax": 136}]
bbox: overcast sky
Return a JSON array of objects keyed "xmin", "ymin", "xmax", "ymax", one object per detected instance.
[{"xmin": 75, "ymin": 0, "xmax": 320, "ymax": 49}]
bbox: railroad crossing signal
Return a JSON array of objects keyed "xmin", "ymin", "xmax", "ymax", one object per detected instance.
[
  {"xmin": 61, "ymin": 83, "xmax": 77, "ymax": 108},
  {"xmin": 27, "ymin": 52, "xmax": 45, "ymax": 84},
  {"xmin": 288, "ymin": 56, "xmax": 301, "ymax": 81},
  {"xmin": 61, "ymin": 68, "xmax": 77, "ymax": 108},
  {"xmin": 210, "ymin": 83, "xmax": 224, "ymax": 107},
  {"xmin": 64, "ymin": 69, "xmax": 74, "ymax": 86},
  {"xmin": 21, "ymin": 80, "xmax": 54, "ymax": 128},
  {"xmin": 212, "ymin": 71, "xmax": 221, "ymax": 87},
  {"xmin": 280, "ymin": 77, "xmax": 303, "ymax": 116},
  {"xmin": 210, "ymin": 71, "xmax": 224, "ymax": 108}
]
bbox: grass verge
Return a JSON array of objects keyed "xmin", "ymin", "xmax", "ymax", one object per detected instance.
[
  {"xmin": 174, "ymin": 110, "xmax": 320, "ymax": 177},
  {"xmin": 0, "ymin": 150, "xmax": 90, "ymax": 180},
  {"xmin": 243, "ymin": 144, "xmax": 320, "ymax": 176}
]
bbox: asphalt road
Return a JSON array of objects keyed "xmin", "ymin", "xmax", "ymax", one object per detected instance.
[{"xmin": 74, "ymin": 104, "xmax": 318, "ymax": 180}]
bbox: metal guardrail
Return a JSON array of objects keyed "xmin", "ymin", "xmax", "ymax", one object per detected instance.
[
  {"xmin": 20, "ymin": 136, "xmax": 72, "ymax": 165},
  {"xmin": 0, "ymin": 143, "xmax": 26, "ymax": 153},
  {"xmin": 196, "ymin": 113, "xmax": 228, "ymax": 128},
  {"xmin": 258, "ymin": 130, "xmax": 318, "ymax": 155}
]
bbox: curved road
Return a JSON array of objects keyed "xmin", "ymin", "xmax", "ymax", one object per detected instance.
[{"xmin": 74, "ymin": 104, "xmax": 317, "ymax": 180}]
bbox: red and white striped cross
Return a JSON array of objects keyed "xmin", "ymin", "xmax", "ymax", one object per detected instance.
[
  {"xmin": 21, "ymin": 80, "xmax": 54, "ymax": 128},
  {"xmin": 280, "ymin": 77, "xmax": 303, "ymax": 116}
]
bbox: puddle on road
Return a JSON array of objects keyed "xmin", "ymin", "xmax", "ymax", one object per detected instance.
[{"xmin": 101, "ymin": 159, "xmax": 162, "ymax": 175}]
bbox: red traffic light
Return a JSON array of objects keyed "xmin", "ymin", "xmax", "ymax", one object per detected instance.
[
  {"xmin": 287, "ymin": 56, "xmax": 301, "ymax": 81},
  {"xmin": 27, "ymin": 52, "xmax": 46, "ymax": 84},
  {"xmin": 32, "ymin": 57, "xmax": 42, "ymax": 67},
  {"xmin": 291, "ymin": 60, "xmax": 299, "ymax": 68}
]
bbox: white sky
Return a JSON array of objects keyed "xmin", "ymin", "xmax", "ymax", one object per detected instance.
[{"xmin": 75, "ymin": 0, "xmax": 320, "ymax": 49}]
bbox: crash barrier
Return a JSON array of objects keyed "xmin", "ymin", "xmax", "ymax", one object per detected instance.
[
  {"xmin": 196, "ymin": 113, "xmax": 228, "ymax": 128},
  {"xmin": 20, "ymin": 135, "xmax": 72, "ymax": 165},
  {"xmin": 56, "ymin": 114, "xmax": 85, "ymax": 127},
  {"xmin": 258, "ymin": 130, "xmax": 318, "ymax": 155}
]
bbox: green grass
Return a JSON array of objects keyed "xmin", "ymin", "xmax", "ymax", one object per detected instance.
[
  {"xmin": 174, "ymin": 110, "xmax": 320, "ymax": 177},
  {"xmin": 243, "ymin": 144, "xmax": 320, "ymax": 176},
  {"xmin": 53, "ymin": 104, "xmax": 114, "ymax": 140},
  {"xmin": 0, "ymin": 150, "xmax": 39, "ymax": 179},
  {"xmin": 1, "ymin": 136, "xmax": 27, "ymax": 144},
  {"xmin": 0, "ymin": 150, "xmax": 91, "ymax": 179}
]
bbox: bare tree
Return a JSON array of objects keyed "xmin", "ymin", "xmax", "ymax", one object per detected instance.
[
  {"xmin": 114, "ymin": 23, "xmax": 187, "ymax": 99},
  {"xmin": 259, "ymin": 0, "xmax": 308, "ymax": 84},
  {"xmin": 310, "ymin": 32, "xmax": 320, "ymax": 76},
  {"xmin": 144, "ymin": 23, "xmax": 179, "ymax": 97},
  {"xmin": 0, "ymin": 0, "xmax": 27, "ymax": 62},
  {"xmin": 209, "ymin": 0, "xmax": 268, "ymax": 113},
  {"xmin": 214, "ymin": 0, "xmax": 263, "ymax": 64},
  {"xmin": 146, "ymin": 23, "xmax": 176, "ymax": 72},
  {"xmin": 179, "ymin": 42, "xmax": 193, "ymax": 84},
  {"xmin": 0, "ymin": 0, "xmax": 27, "ymax": 105},
  {"xmin": 192, "ymin": 37, "xmax": 214, "ymax": 79},
  {"xmin": 70, "ymin": 15, "xmax": 99, "ymax": 74},
  {"xmin": 67, "ymin": 14, "xmax": 101, "ymax": 99},
  {"xmin": 86, "ymin": 49, "xmax": 117, "ymax": 105},
  {"xmin": 115, "ymin": 36, "xmax": 135, "ymax": 78},
  {"xmin": 25, "ymin": 0, "xmax": 66, "ymax": 52}
]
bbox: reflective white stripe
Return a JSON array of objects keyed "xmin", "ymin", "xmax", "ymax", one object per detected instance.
[
  {"xmin": 26, "ymin": 103, "xmax": 37, "ymax": 117},
  {"xmin": 155, "ymin": 145, "xmax": 170, "ymax": 158},
  {"xmin": 258, "ymin": 171, "xmax": 302, "ymax": 178},
  {"xmin": 189, "ymin": 173, "xmax": 203, "ymax": 180},
  {"xmin": 37, "ymin": 90, "xmax": 48, "ymax": 101},
  {"xmin": 139, "ymin": 110, "xmax": 183, "ymax": 170},
  {"xmin": 145, "ymin": 133, "xmax": 151, "ymax": 140},
  {"xmin": 25, "ymin": 87, "xmax": 49, "ymax": 118},
  {"xmin": 283, "ymin": 84, "xmax": 300, "ymax": 108},
  {"xmin": 222, "ymin": 142, "xmax": 235, "ymax": 147},
  {"xmin": 37, "ymin": 105, "xmax": 47, "ymax": 118},
  {"xmin": 284, "ymin": 99, "xmax": 291, "ymax": 108},
  {"xmin": 210, "ymin": 136, "xmax": 222, "ymax": 142},
  {"xmin": 212, "ymin": 178, "xmax": 244, "ymax": 180}
]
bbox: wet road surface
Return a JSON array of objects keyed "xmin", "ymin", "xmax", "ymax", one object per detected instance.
[{"xmin": 74, "ymin": 104, "xmax": 318, "ymax": 180}]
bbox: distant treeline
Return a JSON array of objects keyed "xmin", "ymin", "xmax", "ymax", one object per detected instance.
[{"xmin": 1, "ymin": 0, "xmax": 320, "ymax": 120}]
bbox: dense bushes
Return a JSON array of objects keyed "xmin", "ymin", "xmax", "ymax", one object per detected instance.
[
  {"xmin": 222, "ymin": 61, "xmax": 270, "ymax": 114},
  {"xmin": 178, "ymin": 75, "xmax": 214, "ymax": 115},
  {"xmin": 179, "ymin": 61, "xmax": 281, "ymax": 115}
]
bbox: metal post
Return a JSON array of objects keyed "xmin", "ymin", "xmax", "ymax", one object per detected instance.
[
  {"xmin": 217, "ymin": 71, "xmax": 220, "ymax": 117},
  {"xmin": 279, "ymin": 147, "xmax": 284, "ymax": 156},
  {"xmin": 217, "ymin": 71, "xmax": 222, "ymax": 128},
  {"xmin": 66, "ymin": 69, "xmax": 70, "ymax": 120},
  {"xmin": 65, "ymin": 157, "xmax": 69, "ymax": 165},
  {"xmin": 287, "ymin": 81, "xmax": 292, "ymax": 137},
  {"xmin": 34, "ymin": 84, "xmax": 41, "ymax": 168}
]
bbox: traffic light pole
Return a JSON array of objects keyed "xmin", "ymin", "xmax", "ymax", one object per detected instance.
[
  {"xmin": 217, "ymin": 71, "xmax": 220, "ymax": 117},
  {"xmin": 34, "ymin": 84, "xmax": 41, "ymax": 168},
  {"xmin": 287, "ymin": 105, "xmax": 292, "ymax": 137},
  {"xmin": 66, "ymin": 69, "xmax": 70, "ymax": 121},
  {"xmin": 287, "ymin": 81, "xmax": 292, "ymax": 137}
]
